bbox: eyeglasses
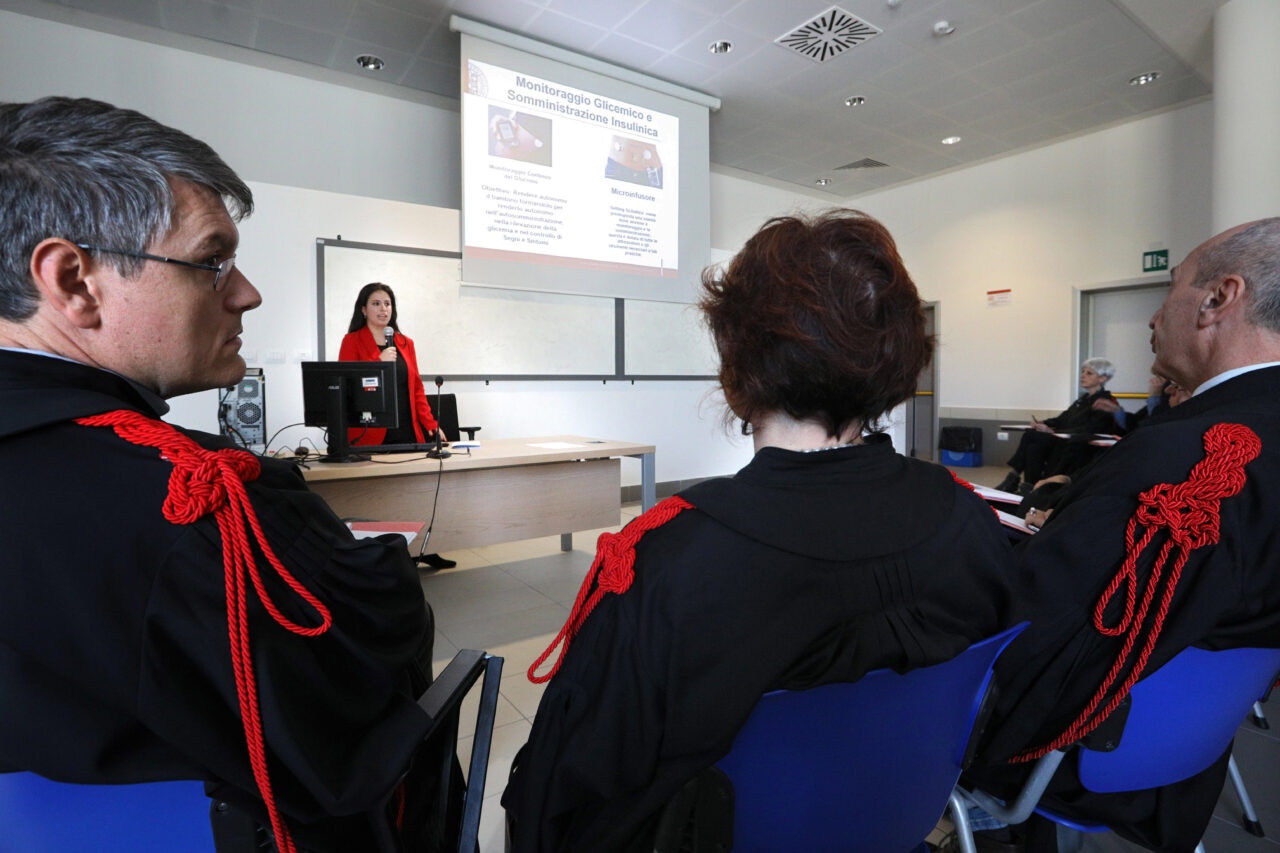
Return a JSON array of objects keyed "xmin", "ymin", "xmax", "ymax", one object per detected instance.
[{"xmin": 75, "ymin": 244, "xmax": 237, "ymax": 292}]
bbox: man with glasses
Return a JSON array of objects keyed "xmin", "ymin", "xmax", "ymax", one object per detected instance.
[{"xmin": 0, "ymin": 97, "xmax": 439, "ymax": 851}]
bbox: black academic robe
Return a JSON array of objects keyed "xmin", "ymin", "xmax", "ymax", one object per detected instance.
[
  {"xmin": 502, "ymin": 436, "xmax": 1017, "ymax": 852},
  {"xmin": 0, "ymin": 350, "xmax": 435, "ymax": 851},
  {"xmin": 974, "ymin": 366, "xmax": 1280, "ymax": 851},
  {"xmin": 1008, "ymin": 390, "xmax": 1118, "ymax": 483}
]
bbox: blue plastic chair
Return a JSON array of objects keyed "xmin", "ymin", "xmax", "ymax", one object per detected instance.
[
  {"xmin": 660, "ymin": 622, "xmax": 1026, "ymax": 853},
  {"xmin": 959, "ymin": 645, "xmax": 1280, "ymax": 853},
  {"xmin": 0, "ymin": 649, "xmax": 504, "ymax": 853},
  {"xmin": 0, "ymin": 774, "xmax": 213, "ymax": 851}
]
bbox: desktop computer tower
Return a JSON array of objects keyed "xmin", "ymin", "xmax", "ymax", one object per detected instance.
[{"xmin": 220, "ymin": 367, "xmax": 266, "ymax": 450}]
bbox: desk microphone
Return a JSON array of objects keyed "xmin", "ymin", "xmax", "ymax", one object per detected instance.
[{"xmin": 429, "ymin": 375, "xmax": 451, "ymax": 459}]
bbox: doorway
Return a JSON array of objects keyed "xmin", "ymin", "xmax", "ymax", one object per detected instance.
[{"xmin": 905, "ymin": 302, "xmax": 938, "ymax": 461}]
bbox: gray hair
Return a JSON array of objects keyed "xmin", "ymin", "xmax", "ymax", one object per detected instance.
[
  {"xmin": 1082, "ymin": 357, "xmax": 1115, "ymax": 380},
  {"xmin": 1193, "ymin": 217, "xmax": 1280, "ymax": 333},
  {"xmin": 0, "ymin": 97, "xmax": 253, "ymax": 321}
]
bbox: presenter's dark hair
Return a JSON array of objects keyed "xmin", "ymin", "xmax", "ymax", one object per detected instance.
[
  {"xmin": 347, "ymin": 282, "xmax": 402, "ymax": 334},
  {"xmin": 0, "ymin": 96, "xmax": 253, "ymax": 321},
  {"xmin": 700, "ymin": 208, "xmax": 933, "ymax": 437}
]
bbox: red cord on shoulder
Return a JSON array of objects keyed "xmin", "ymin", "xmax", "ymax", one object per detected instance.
[
  {"xmin": 1011, "ymin": 423, "xmax": 1260, "ymax": 762},
  {"xmin": 77, "ymin": 410, "xmax": 333, "ymax": 853},
  {"xmin": 528, "ymin": 496, "xmax": 693, "ymax": 683}
]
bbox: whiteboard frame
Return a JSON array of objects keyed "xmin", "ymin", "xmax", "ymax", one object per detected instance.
[{"xmin": 316, "ymin": 237, "xmax": 715, "ymax": 382}]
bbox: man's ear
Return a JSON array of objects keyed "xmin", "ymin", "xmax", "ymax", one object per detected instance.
[
  {"xmin": 28, "ymin": 239, "xmax": 103, "ymax": 329},
  {"xmin": 1196, "ymin": 274, "xmax": 1245, "ymax": 329}
]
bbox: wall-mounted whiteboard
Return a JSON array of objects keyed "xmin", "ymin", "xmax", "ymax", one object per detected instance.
[{"xmin": 318, "ymin": 238, "xmax": 714, "ymax": 379}]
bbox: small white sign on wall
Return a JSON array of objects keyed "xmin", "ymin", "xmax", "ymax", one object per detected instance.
[{"xmin": 987, "ymin": 288, "xmax": 1012, "ymax": 307}]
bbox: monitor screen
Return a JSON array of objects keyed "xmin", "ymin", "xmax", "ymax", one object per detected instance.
[{"xmin": 301, "ymin": 361, "xmax": 399, "ymax": 462}]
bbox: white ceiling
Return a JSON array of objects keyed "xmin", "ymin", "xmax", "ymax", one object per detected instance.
[{"xmin": 16, "ymin": 0, "xmax": 1227, "ymax": 197}]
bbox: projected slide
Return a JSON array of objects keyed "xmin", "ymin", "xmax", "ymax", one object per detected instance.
[{"xmin": 463, "ymin": 58, "xmax": 679, "ymax": 278}]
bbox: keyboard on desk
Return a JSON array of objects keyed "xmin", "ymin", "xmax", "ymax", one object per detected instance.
[{"xmin": 364, "ymin": 442, "xmax": 450, "ymax": 454}]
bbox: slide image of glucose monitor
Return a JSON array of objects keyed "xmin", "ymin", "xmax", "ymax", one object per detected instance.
[
  {"xmin": 604, "ymin": 137, "xmax": 663, "ymax": 189},
  {"xmin": 488, "ymin": 107, "xmax": 553, "ymax": 167}
]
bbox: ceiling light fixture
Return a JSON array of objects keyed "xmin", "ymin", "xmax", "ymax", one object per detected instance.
[
  {"xmin": 932, "ymin": 20, "xmax": 956, "ymax": 36},
  {"xmin": 709, "ymin": 40, "xmax": 733, "ymax": 55},
  {"xmin": 941, "ymin": 136, "xmax": 962, "ymax": 145},
  {"xmin": 844, "ymin": 95, "xmax": 866, "ymax": 107},
  {"xmin": 1129, "ymin": 71, "xmax": 1161, "ymax": 86},
  {"xmin": 356, "ymin": 54, "xmax": 385, "ymax": 71},
  {"xmin": 815, "ymin": 177, "xmax": 832, "ymax": 186}
]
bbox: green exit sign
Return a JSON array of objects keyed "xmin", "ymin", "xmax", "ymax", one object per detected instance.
[{"xmin": 1143, "ymin": 249, "xmax": 1169, "ymax": 272}]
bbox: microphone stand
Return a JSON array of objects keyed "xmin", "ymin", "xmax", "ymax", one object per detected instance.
[{"xmin": 426, "ymin": 374, "xmax": 451, "ymax": 460}]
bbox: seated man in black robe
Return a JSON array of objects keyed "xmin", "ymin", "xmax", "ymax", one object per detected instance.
[
  {"xmin": 969, "ymin": 216, "xmax": 1280, "ymax": 852},
  {"xmin": 0, "ymin": 97, "xmax": 441, "ymax": 851}
]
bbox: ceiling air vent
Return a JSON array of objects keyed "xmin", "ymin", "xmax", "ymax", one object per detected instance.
[
  {"xmin": 775, "ymin": 6, "xmax": 882, "ymax": 63},
  {"xmin": 836, "ymin": 158, "xmax": 889, "ymax": 170}
]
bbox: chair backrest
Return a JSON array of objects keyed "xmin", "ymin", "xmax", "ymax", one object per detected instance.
[
  {"xmin": 435, "ymin": 393, "xmax": 461, "ymax": 443},
  {"xmin": 0, "ymin": 650, "xmax": 505, "ymax": 853},
  {"xmin": 0, "ymin": 773, "xmax": 214, "ymax": 851},
  {"xmin": 1077, "ymin": 645, "xmax": 1280, "ymax": 793},
  {"xmin": 713, "ymin": 622, "xmax": 1027, "ymax": 853}
]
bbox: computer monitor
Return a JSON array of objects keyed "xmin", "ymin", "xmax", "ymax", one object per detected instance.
[{"xmin": 301, "ymin": 361, "xmax": 399, "ymax": 462}]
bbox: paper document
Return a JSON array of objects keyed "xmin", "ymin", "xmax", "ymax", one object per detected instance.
[
  {"xmin": 347, "ymin": 521, "xmax": 425, "ymax": 542},
  {"xmin": 994, "ymin": 509, "xmax": 1035, "ymax": 535},
  {"xmin": 452, "ymin": 440, "xmax": 481, "ymax": 449},
  {"xmin": 528, "ymin": 441, "xmax": 586, "ymax": 449},
  {"xmin": 974, "ymin": 484, "xmax": 1022, "ymax": 503}
]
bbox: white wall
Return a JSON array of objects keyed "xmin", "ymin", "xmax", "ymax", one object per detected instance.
[
  {"xmin": 848, "ymin": 103, "xmax": 1214, "ymax": 414},
  {"xmin": 0, "ymin": 6, "xmax": 461, "ymax": 209}
]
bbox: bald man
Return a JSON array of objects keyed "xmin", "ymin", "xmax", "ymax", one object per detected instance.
[{"xmin": 970, "ymin": 218, "xmax": 1280, "ymax": 852}]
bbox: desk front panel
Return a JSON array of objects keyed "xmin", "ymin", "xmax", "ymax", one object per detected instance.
[{"xmin": 312, "ymin": 458, "xmax": 621, "ymax": 553}]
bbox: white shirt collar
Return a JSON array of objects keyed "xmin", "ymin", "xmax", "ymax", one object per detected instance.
[{"xmin": 1194, "ymin": 361, "xmax": 1280, "ymax": 396}]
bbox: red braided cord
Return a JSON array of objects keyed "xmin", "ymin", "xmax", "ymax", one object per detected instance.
[
  {"xmin": 1012, "ymin": 423, "xmax": 1260, "ymax": 762},
  {"xmin": 76, "ymin": 411, "xmax": 335, "ymax": 853},
  {"xmin": 951, "ymin": 470, "xmax": 1008, "ymax": 523},
  {"xmin": 528, "ymin": 496, "xmax": 692, "ymax": 683}
]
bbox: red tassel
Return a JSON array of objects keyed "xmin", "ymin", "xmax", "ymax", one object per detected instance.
[
  {"xmin": 528, "ymin": 496, "xmax": 693, "ymax": 683},
  {"xmin": 77, "ymin": 410, "xmax": 334, "ymax": 852},
  {"xmin": 1012, "ymin": 423, "xmax": 1260, "ymax": 762}
]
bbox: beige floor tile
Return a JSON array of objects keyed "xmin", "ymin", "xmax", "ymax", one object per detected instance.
[
  {"xmin": 500, "ymin": 668, "xmax": 550, "ymax": 721},
  {"xmin": 441, "ymin": 602, "xmax": 571, "ymax": 651},
  {"xmin": 469, "ymin": 535, "xmax": 567, "ymax": 565},
  {"xmin": 477, "ymin": 790, "xmax": 507, "ymax": 853}
]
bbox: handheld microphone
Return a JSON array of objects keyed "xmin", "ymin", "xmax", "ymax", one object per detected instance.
[{"xmin": 384, "ymin": 326, "xmax": 394, "ymax": 348}]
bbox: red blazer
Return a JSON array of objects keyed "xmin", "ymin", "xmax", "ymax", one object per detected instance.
[{"xmin": 338, "ymin": 327, "xmax": 438, "ymax": 445}]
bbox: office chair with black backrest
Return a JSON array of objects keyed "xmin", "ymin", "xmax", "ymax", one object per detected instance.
[
  {"xmin": 955, "ymin": 645, "xmax": 1280, "ymax": 853},
  {"xmin": 0, "ymin": 649, "xmax": 503, "ymax": 853},
  {"xmin": 653, "ymin": 622, "xmax": 1027, "ymax": 853},
  {"xmin": 433, "ymin": 393, "xmax": 481, "ymax": 443}
]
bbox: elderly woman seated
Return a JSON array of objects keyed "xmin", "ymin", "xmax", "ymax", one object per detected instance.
[
  {"xmin": 996, "ymin": 358, "xmax": 1120, "ymax": 494},
  {"xmin": 501, "ymin": 209, "xmax": 1017, "ymax": 853}
]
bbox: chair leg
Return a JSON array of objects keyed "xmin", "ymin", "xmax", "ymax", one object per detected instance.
[
  {"xmin": 1227, "ymin": 754, "xmax": 1264, "ymax": 837},
  {"xmin": 1251, "ymin": 701, "xmax": 1269, "ymax": 729},
  {"xmin": 1054, "ymin": 825, "xmax": 1084, "ymax": 853},
  {"xmin": 946, "ymin": 791, "xmax": 979, "ymax": 853}
]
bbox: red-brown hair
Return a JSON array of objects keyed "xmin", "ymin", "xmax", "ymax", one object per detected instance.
[{"xmin": 700, "ymin": 209, "xmax": 932, "ymax": 437}]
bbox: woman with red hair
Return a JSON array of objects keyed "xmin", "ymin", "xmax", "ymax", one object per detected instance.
[{"xmin": 503, "ymin": 209, "xmax": 1017, "ymax": 852}]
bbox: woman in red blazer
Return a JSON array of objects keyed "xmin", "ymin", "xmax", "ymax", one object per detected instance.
[
  {"xmin": 338, "ymin": 282, "xmax": 443, "ymax": 447},
  {"xmin": 339, "ymin": 283, "xmax": 454, "ymax": 569}
]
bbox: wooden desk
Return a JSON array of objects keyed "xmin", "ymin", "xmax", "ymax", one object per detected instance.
[{"xmin": 303, "ymin": 436, "xmax": 656, "ymax": 553}]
